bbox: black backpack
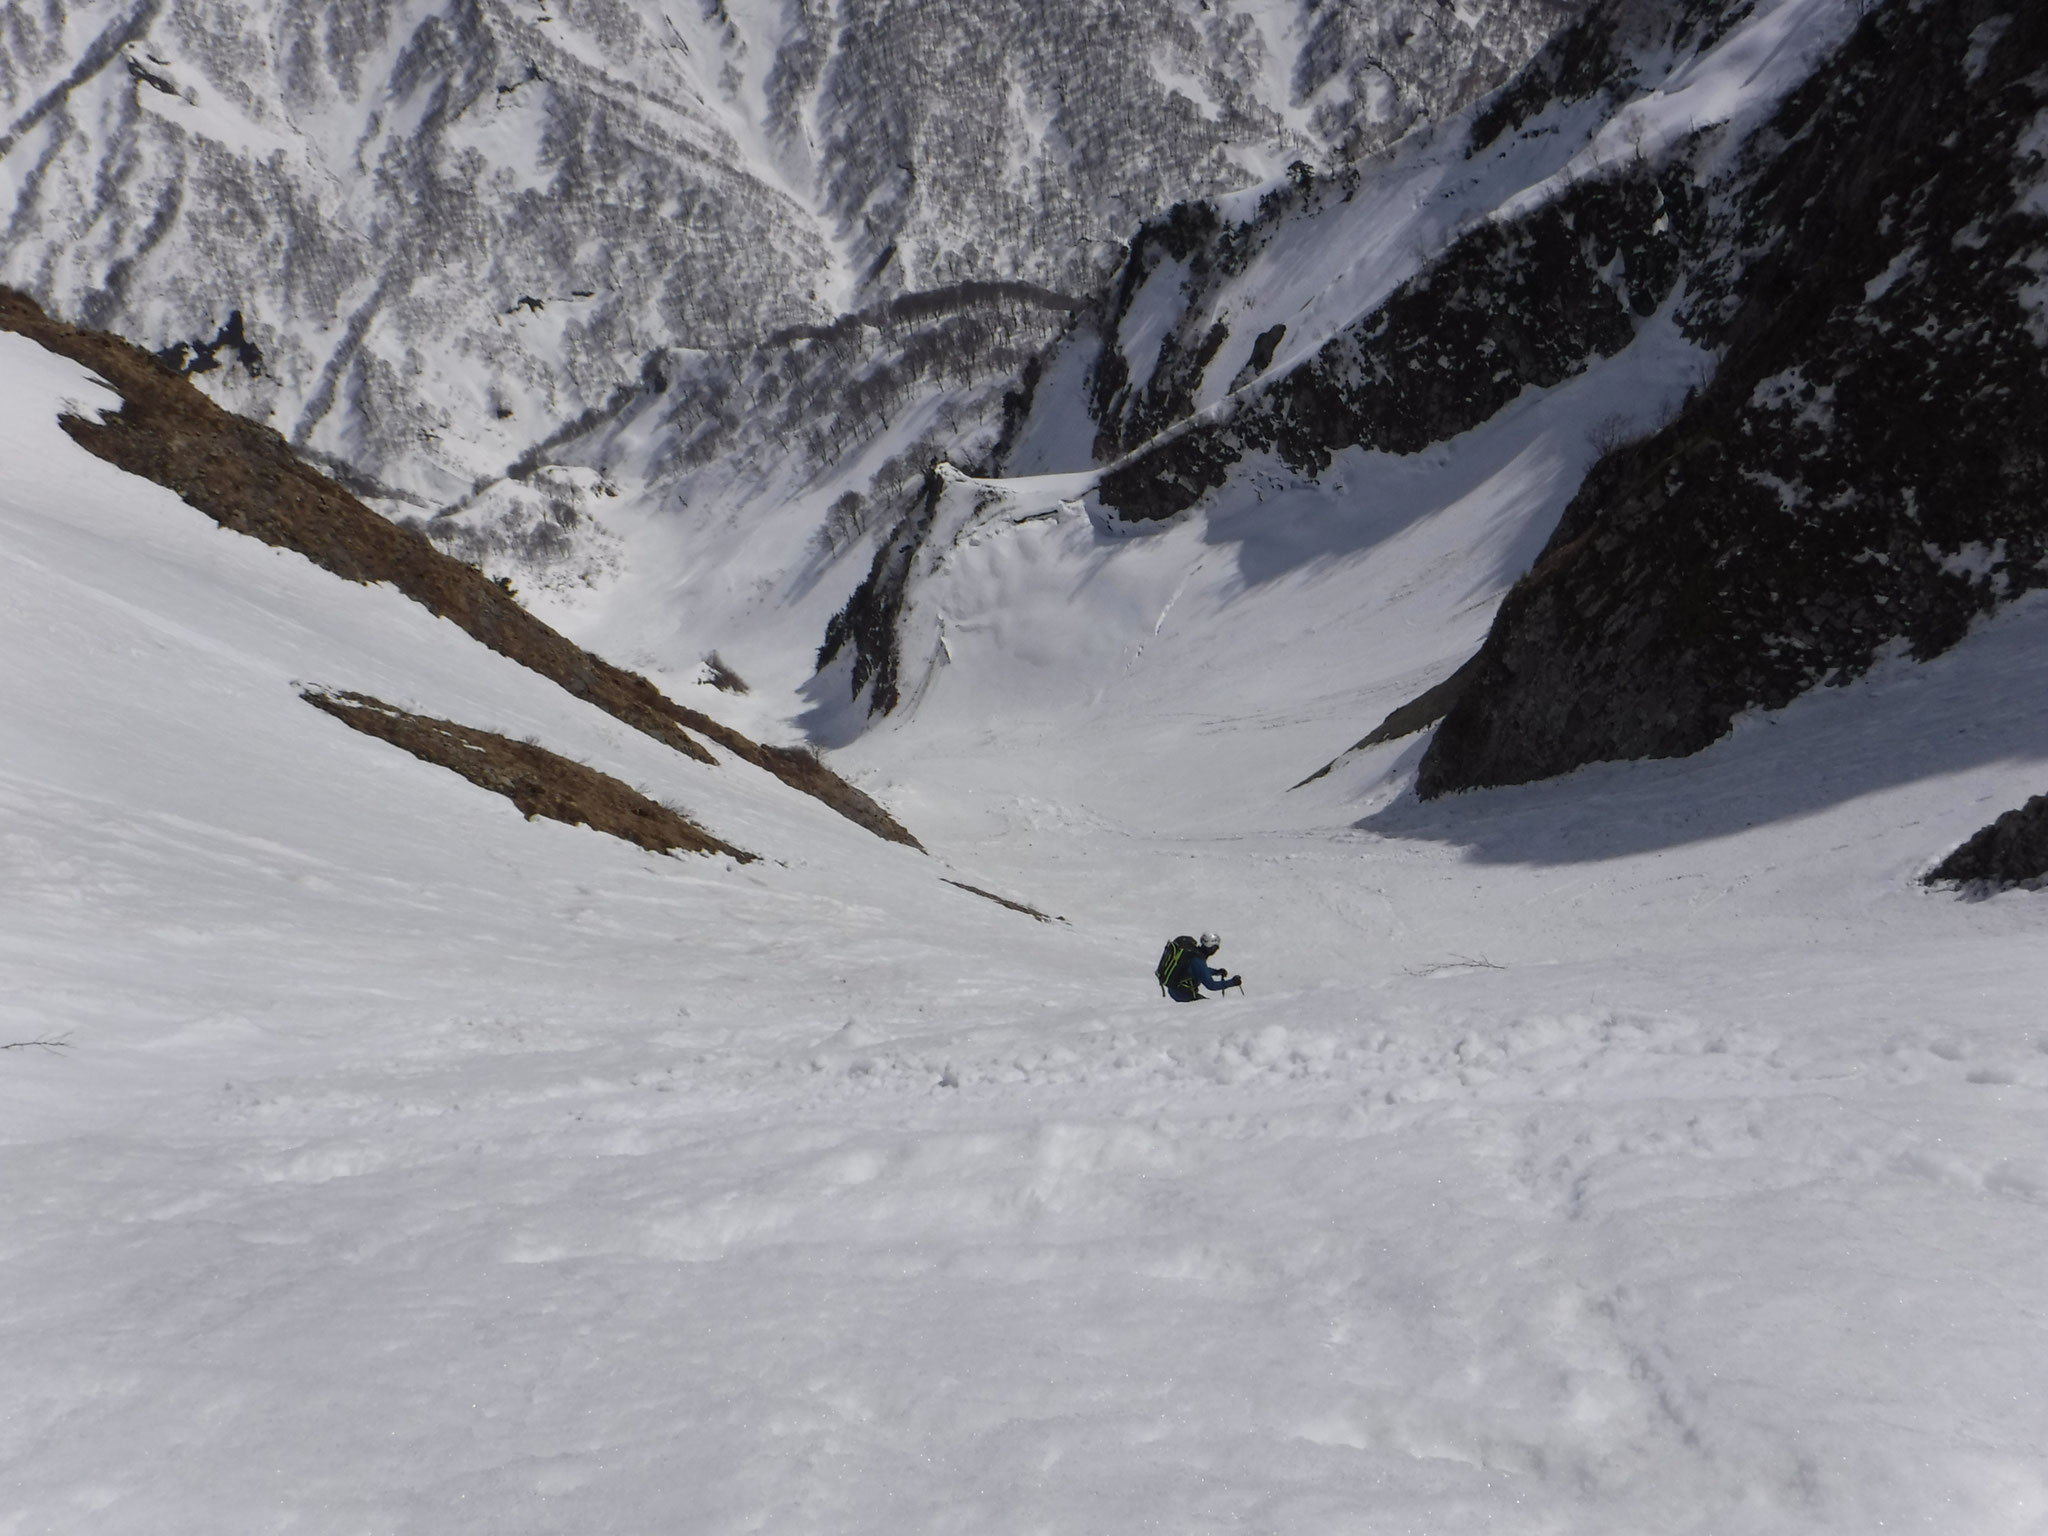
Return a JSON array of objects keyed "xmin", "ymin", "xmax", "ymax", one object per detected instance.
[{"xmin": 1155, "ymin": 935, "xmax": 1198, "ymax": 995}]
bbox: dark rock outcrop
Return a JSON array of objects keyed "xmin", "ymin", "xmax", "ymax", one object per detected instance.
[
  {"xmin": 817, "ymin": 463, "xmax": 949, "ymax": 718},
  {"xmin": 1087, "ymin": 199, "xmax": 1228, "ymax": 460},
  {"xmin": 156, "ymin": 310, "xmax": 264, "ymax": 378},
  {"xmin": 1419, "ymin": 0, "xmax": 2048, "ymax": 796},
  {"xmin": 940, "ymin": 879, "xmax": 1062, "ymax": 923},
  {"xmin": 1095, "ymin": 164, "xmax": 1702, "ymax": 524},
  {"xmin": 1293, "ymin": 652, "xmax": 1485, "ymax": 788},
  {"xmin": 1228, "ymin": 323, "xmax": 1288, "ymax": 392},
  {"xmin": 1925, "ymin": 795, "xmax": 2048, "ymax": 890},
  {"xmin": 1076, "ymin": 164, "xmax": 1371, "ymax": 465}
]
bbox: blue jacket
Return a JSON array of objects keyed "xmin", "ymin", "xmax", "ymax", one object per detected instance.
[{"xmin": 1170, "ymin": 949, "xmax": 1232, "ymax": 999}]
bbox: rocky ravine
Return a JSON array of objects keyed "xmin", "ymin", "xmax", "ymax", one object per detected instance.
[
  {"xmin": 820, "ymin": 0, "xmax": 1781, "ymax": 726},
  {"xmin": 895, "ymin": 0, "xmax": 2045, "ymax": 805}
]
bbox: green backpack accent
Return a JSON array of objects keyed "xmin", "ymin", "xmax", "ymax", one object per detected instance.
[{"xmin": 1155, "ymin": 935, "xmax": 1198, "ymax": 995}]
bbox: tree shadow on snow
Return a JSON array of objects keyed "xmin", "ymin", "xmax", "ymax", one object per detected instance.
[{"xmin": 1353, "ymin": 596, "xmax": 2048, "ymax": 866}]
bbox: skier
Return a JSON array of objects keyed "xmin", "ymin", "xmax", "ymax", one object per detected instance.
[{"xmin": 1156, "ymin": 932, "xmax": 1242, "ymax": 1002}]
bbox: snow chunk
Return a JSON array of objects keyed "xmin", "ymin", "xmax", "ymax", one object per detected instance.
[
  {"xmin": 1931, "ymin": 539, "xmax": 2006, "ymax": 587},
  {"xmin": 1963, "ymin": 15, "xmax": 2012, "ymax": 83},
  {"xmin": 2015, "ymin": 109, "xmax": 2048, "ymax": 219},
  {"xmin": 1750, "ymin": 369, "xmax": 1836, "ymax": 432},
  {"xmin": 1863, "ymin": 246, "xmax": 1919, "ymax": 303}
]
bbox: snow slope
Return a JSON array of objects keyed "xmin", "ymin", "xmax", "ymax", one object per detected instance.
[{"xmin": 8, "ymin": 264, "xmax": 2048, "ymax": 1536}]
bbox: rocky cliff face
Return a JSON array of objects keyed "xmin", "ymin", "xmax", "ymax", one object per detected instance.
[
  {"xmin": 1088, "ymin": 162, "xmax": 1698, "ymax": 522},
  {"xmin": 1418, "ymin": 0, "xmax": 2048, "ymax": 795}
]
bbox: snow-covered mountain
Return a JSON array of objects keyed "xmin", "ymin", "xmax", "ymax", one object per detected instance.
[
  {"xmin": 0, "ymin": 0, "xmax": 1573, "ymax": 507},
  {"xmin": 1, "ymin": 0, "xmax": 1604, "ymax": 744},
  {"xmin": 822, "ymin": 0, "xmax": 2046, "ymax": 796},
  {"xmin": 8, "ymin": 0, "xmax": 2048, "ymax": 1527}
]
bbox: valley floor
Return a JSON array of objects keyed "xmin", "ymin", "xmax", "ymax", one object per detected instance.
[{"xmin": 4, "ymin": 332, "xmax": 2047, "ymax": 1534}]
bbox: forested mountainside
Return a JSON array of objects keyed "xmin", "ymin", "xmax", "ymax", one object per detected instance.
[{"xmin": 0, "ymin": 0, "xmax": 1570, "ymax": 519}]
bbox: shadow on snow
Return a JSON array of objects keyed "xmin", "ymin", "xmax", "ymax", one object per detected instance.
[{"xmin": 1354, "ymin": 594, "xmax": 2048, "ymax": 866}]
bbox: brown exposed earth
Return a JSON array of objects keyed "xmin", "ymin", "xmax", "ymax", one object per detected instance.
[
  {"xmin": 940, "ymin": 879, "xmax": 1063, "ymax": 923},
  {"xmin": 302, "ymin": 690, "xmax": 753, "ymax": 861},
  {"xmin": 0, "ymin": 286, "xmax": 922, "ymax": 850}
]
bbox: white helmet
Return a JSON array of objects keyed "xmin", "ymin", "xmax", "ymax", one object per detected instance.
[{"xmin": 1198, "ymin": 932, "xmax": 1221, "ymax": 950}]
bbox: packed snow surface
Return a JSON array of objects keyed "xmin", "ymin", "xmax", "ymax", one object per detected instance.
[{"xmin": 6, "ymin": 293, "xmax": 2048, "ymax": 1536}]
